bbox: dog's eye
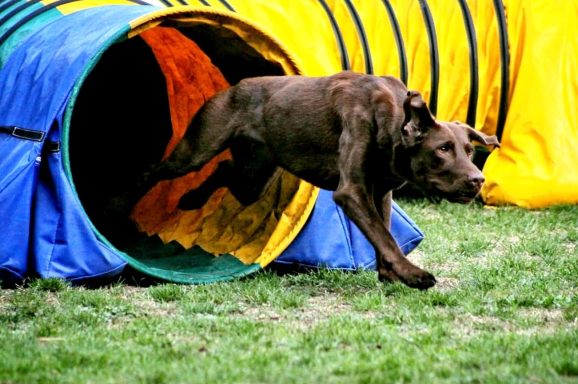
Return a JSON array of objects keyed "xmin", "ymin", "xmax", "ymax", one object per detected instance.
[{"xmin": 438, "ymin": 144, "xmax": 452, "ymax": 153}]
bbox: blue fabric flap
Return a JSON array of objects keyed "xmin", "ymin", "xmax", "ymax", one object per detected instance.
[
  {"xmin": 0, "ymin": 5, "xmax": 157, "ymax": 283},
  {"xmin": 274, "ymin": 189, "xmax": 424, "ymax": 270}
]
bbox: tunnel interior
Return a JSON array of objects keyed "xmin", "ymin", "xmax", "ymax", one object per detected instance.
[{"xmin": 67, "ymin": 23, "xmax": 289, "ymax": 281}]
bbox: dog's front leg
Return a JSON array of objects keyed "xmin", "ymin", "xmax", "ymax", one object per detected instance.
[
  {"xmin": 332, "ymin": 134, "xmax": 435, "ymax": 289},
  {"xmin": 372, "ymin": 190, "xmax": 401, "ymax": 284},
  {"xmin": 334, "ymin": 183, "xmax": 435, "ymax": 289}
]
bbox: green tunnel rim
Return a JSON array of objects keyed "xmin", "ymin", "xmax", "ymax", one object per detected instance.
[{"xmin": 59, "ymin": 6, "xmax": 305, "ymax": 284}]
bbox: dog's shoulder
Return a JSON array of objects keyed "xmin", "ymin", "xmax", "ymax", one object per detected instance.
[{"xmin": 325, "ymin": 72, "xmax": 407, "ymax": 119}]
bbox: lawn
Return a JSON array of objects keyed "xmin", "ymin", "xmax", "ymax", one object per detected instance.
[{"xmin": 1, "ymin": 199, "xmax": 577, "ymax": 384}]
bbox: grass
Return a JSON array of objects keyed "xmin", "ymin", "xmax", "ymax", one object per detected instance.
[{"xmin": 1, "ymin": 199, "xmax": 577, "ymax": 383}]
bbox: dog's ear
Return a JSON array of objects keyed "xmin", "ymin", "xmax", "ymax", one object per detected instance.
[
  {"xmin": 401, "ymin": 90, "xmax": 435, "ymax": 147},
  {"xmin": 461, "ymin": 123, "xmax": 501, "ymax": 147}
]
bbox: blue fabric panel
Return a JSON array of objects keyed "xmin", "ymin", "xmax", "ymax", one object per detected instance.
[
  {"xmin": 33, "ymin": 126, "xmax": 127, "ymax": 282},
  {"xmin": 0, "ymin": 136, "xmax": 42, "ymax": 284},
  {"xmin": 0, "ymin": 5, "xmax": 158, "ymax": 281},
  {"xmin": 274, "ymin": 189, "xmax": 424, "ymax": 270}
]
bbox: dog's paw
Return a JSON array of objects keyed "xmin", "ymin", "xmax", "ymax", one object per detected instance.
[
  {"xmin": 379, "ymin": 266, "xmax": 436, "ymax": 290},
  {"xmin": 378, "ymin": 269, "xmax": 401, "ymax": 284},
  {"xmin": 401, "ymin": 270, "xmax": 437, "ymax": 290}
]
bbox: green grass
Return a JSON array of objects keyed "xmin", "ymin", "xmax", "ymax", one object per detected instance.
[{"xmin": 1, "ymin": 199, "xmax": 577, "ymax": 383}]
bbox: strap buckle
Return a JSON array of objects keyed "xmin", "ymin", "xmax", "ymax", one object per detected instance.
[{"xmin": 0, "ymin": 126, "xmax": 45, "ymax": 141}]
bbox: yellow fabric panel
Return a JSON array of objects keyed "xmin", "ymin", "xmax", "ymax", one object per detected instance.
[
  {"xmin": 199, "ymin": 0, "xmax": 232, "ymax": 12},
  {"xmin": 50, "ymin": 0, "xmax": 140, "ymax": 14},
  {"xmin": 323, "ymin": 0, "xmax": 366, "ymax": 73},
  {"xmin": 227, "ymin": 0, "xmax": 344, "ymax": 76},
  {"xmin": 387, "ymin": 0, "xmax": 432, "ymax": 104},
  {"xmin": 254, "ymin": 175, "xmax": 319, "ymax": 267},
  {"xmin": 425, "ymin": 0, "xmax": 468, "ymax": 121},
  {"xmin": 467, "ymin": 0, "xmax": 503, "ymax": 137},
  {"xmin": 347, "ymin": 0, "xmax": 401, "ymax": 78},
  {"xmin": 482, "ymin": 0, "xmax": 578, "ymax": 208}
]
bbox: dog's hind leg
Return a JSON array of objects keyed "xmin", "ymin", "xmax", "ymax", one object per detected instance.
[
  {"xmin": 178, "ymin": 135, "xmax": 278, "ymax": 210},
  {"xmin": 105, "ymin": 98, "xmax": 237, "ymax": 218},
  {"xmin": 177, "ymin": 159, "xmax": 233, "ymax": 210}
]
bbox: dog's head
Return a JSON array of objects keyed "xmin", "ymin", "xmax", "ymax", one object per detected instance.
[{"xmin": 398, "ymin": 90, "xmax": 500, "ymax": 203}]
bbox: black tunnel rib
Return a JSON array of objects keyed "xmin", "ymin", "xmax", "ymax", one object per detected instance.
[
  {"xmin": 418, "ymin": 0, "xmax": 439, "ymax": 116},
  {"xmin": 216, "ymin": 0, "xmax": 235, "ymax": 12},
  {"xmin": 343, "ymin": 0, "xmax": 373, "ymax": 74},
  {"xmin": 0, "ymin": 0, "xmax": 41, "ymax": 31},
  {"xmin": 493, "ymin": 0, "xmax": 510, "ymax": 141},
  {"xmin": 381, "ymin": 0, "xmax": 408, "ymax": 84},
  {"xmin": 317, "ymin": 0, "xmax": 351, "ymax": 71},
  {"xmin": 458, "ymin": 0, "xmax": 479, "ymax": 127},
  {"xmin": 0, "ymin": 0, "xmax": 84, "ymax": 48},
  {"xmin": 0, "ymin": 0, "xmax": 27, "ymax": 15}
]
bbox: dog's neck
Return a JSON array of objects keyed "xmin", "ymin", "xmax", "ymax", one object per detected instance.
[{"xmin": 390, "ymin": 141, "xmax": 416, "ymax": 184}]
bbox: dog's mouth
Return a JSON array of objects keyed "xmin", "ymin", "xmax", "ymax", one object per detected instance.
[
  {"xmin": 439, "ymin": 185, "xmax": 482, "ymax": 204},
  {"xmin": 415, "ymin": 181, "xmax": 481, "ymax": 204},
  {"xmin": 445, "ymin": 193, "xmax": 478, "ymax": 204}
]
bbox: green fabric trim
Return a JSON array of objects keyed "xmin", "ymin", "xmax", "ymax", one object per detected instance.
[{"xmin": 119, "ymin": 236, "xmax": 263, "ymax": 284}]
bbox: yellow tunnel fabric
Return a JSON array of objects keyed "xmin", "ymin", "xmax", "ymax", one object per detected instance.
[
  {"xmin": 481, "ymin": 0, "xmax": 578, "ymax": 208},
  {"xmin": 230, "ymin": 0, "xmax": 578, "ymax": 208},
  {"xmin": 222, "ymin": 0, "xmax": 503, "ymax": 134}
]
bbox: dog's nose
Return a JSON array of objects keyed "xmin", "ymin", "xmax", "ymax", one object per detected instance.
[{"xmin": 468, "ymin": 174, "xmax": 485, "ymax": 189}]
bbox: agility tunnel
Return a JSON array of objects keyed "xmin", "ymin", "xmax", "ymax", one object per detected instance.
[
  {"xmin": 1, "ymin": 0, "xmax": 577, "ymax": 285},
  {"xmin": 0, "ymin": 0, "xmax": 424, "ymax": 285}
]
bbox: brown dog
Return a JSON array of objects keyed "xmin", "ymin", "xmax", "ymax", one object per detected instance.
[{"xmin": 112, "ymin": 71, "xmax": 499, "ymax": 290}]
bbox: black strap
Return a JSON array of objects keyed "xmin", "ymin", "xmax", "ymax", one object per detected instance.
[
  {"xmin": 0, "ymin": 126, "xmax": 45, "ymax": 141},
  {"xmin": 44, "ymin": 141, "xmax": 61, "ymax": 153}
]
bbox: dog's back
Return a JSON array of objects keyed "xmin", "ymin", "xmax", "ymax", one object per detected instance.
[{"xmin": 203, "ymin": 71, "xmax": 407, "ymax": 189}]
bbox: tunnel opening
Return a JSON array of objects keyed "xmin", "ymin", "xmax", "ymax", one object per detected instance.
[{"xmin": 67, "ymin": 22, "xmax": 297, "ymax": 283}]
